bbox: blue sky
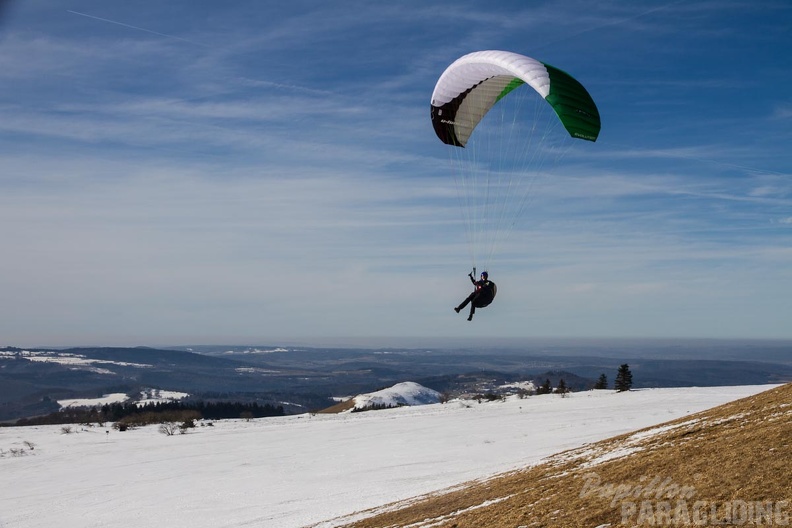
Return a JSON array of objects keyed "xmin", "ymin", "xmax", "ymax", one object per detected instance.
[{"xmin": 1, "ymin": 1, "xmax": 791, "ymax": 346}]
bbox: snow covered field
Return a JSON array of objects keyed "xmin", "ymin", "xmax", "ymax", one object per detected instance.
[
  {"xmin": 58, "ymin": 389, "xmax": 191, "ymax": 409},
  {"xmin": 0, "ymin": 385, "xmax": 776, "ymax": 528}
]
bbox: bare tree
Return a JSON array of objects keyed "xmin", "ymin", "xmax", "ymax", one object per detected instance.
[{"xmin": 159, "ymin": 422, "xmax": 178, "ymax": 436}]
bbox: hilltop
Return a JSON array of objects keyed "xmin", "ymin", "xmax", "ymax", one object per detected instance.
[
  {"xmin": 336, "ymin": 383, "xmax": 792, "ymax": 527},
  {"xmin": 320, "ymin": 381, "xmax": 442, "ymax": 413}
]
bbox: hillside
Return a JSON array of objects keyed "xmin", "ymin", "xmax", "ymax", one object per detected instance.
[
  {"xmin": 0, "ymin": 385, "xmax": 778, "ymax": 528},
  {"xmin": 337, "ymin": 383, "xmax": 792, "ymax": 528}
]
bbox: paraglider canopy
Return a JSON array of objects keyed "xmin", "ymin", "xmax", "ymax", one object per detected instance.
[{"xmin": 430, "ymin": 50, "xmax": 600, "ymax": 147}]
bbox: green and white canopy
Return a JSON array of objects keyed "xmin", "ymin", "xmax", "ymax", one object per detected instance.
[{"xmin": 430, "ymin": 50, "xmax": 600, "ymax": 147}]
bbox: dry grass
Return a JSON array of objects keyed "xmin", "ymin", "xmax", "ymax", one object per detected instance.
[
  {"xmin": 333, "ymin": 383, "xmax": 791, "ymax": 528},
  {"xmin": 318, "ymin": 399, "xmax": 356, "ymax": 414}
]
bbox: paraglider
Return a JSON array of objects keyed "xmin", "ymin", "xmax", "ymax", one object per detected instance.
[
  {"xmin": 430, "ymin": 50, "xmax": 600, "ymax": 320},
  {"xmin": 454, "ymin": 270, "xmax": 497, "ymax": 321}
]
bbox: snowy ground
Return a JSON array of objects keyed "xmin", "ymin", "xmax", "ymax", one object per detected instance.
[
  {"xmin": 0, "ymin": 385, "xmax": 776, "ymax": 528},
  {"xmin": 58, "ymin": 389, "xmax": 190, "ymax": 409}
]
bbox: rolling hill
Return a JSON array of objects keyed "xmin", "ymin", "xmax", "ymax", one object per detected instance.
[{"xmin": 336, "ymin": 383, "xmax": 792, "ymax": 527}]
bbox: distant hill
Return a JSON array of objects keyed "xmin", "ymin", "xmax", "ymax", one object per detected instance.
[
  {"xmin": 339, "ymin": 383, "xmax": 792, "ymax": 528},
  {"xmin": 352, "ymin": 382, "xmax": 441, "ymax": 411},
  {"xmin": 4, "ymin": 342, "xmax": 792, "ymax": 422},
  {"xmin": 320, "ymin": 382, "xmax": 441, "ymax": 413},
  {"xmin": 0, "ymin": 346, "xmax": 328, "ymax": 421}
]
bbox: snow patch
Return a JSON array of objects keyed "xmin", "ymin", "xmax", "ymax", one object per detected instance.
[
  {"xmin": 57, "ymin": 389, "xmax": 190, "ymax": 409},
  {"xmin": 580, "ymin": 446, "xmax": 645, "ymax": 468},
  {"xmin": 235, "ymin": 367, "xmax": 279, "ymax": 374},
  {"xmin": 136, "ymin": 389, "xmax": 189, "ymax": 406},
  {"xmin": 627, "ymin": 419, "xmax": 701, "ymax": 443},
  {"xmin": 225, "ymin": 347, "xmax": 289, "ymax": 354},
  {"xmin": 500, "ymin": 380, "xmax": 537, "ymax": 392},
  {"xmin": 14, "ymin": 350, "xmax": 152, "ymax": 370},
  {"xmin": 58, "ymin": 393, "xmax": 129, "ymax": 408}
]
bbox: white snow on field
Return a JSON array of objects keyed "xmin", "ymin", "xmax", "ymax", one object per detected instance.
[
  {"xmin": 3, "ymin": 350, "xmax": 153, "ymax": 371},
  {"xmin": 136, "ymin": 389, "xmax": 190, "ymax": 406},
  {"xmin": 500, "ymin": 380, "xmax": 537, "ymax": 392},
  {"xmin": 351, "ymin": 381, "xmax": 441, "ymax": 411},
  {"xmin": 58, "ymin": 393, "xmax": 130, "ymax": 408},
  {"xmin": 57, "ymin": 389, "xmax": 190, "ymax": 410},
  {"xmin": 0, "ymin": 384, "xmax": 778, "ymax": 528}
]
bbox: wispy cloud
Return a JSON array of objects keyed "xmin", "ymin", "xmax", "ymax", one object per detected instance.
[
  {"xmin": 773, "ymin": 103, "xmax": 792, "ymax": 119},
  {"xmin": 66, "ymin": 10, "xmax": 210, "ymax": 47},
  {"xmin": 1, "ymin": 1, "xmax": 791, "ymax": 343}
]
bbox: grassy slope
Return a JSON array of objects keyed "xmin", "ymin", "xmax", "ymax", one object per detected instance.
[{"xmin": 339, "ymin": 383, "xmax": 791, "ymax": 528}]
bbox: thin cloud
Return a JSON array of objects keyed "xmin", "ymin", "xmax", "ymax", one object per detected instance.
[
  {"xmin": 1, "ymin": 1, "xmax": 791, "ymax": 343},
  {"xmin": 66, "ymin": 10, "xmax": 210, "ymax": 47},
  {"xmin": 773, "ymin": 103, "xmax": 792, "ymax": 119}
]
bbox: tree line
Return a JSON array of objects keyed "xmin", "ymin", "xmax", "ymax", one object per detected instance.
[
  {"xmin": 535, "ymin": 364, "xmax": 633, "ymax": 394},
  {"xmin": 12, "ymin": 399, "xmax": 285, "ymax": 427}
]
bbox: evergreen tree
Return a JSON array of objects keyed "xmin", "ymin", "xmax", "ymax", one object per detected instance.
[
  {"xmin": 594, "ymin": 374, "xmax": 608, "ymax": 390},
  {"xmin": 537, "ymin": 378, "xmax": 552, "ymax": 395},
  {"xmin": 554, "ymin": 379, "xmax": 570, "ymax": 395},
  {"xmin": 615, "ymin": 364, "xmax": 633, "ymax": 392}
]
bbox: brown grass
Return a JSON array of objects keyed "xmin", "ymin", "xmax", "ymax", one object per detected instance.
[
  {"xmin": 317, "ymin": 398, "xmax": 356, "ymax": 414},
  {"xmin": 332, "ymin": 383, "xmax": 791, "ymax": 528}
]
